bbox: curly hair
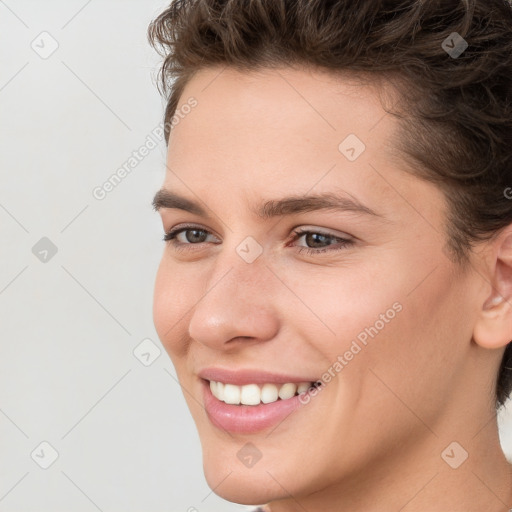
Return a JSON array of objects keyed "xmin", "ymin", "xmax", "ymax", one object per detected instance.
[{"xmin": 147, "ymin": 0, "xmax": 512, "ymax": 408}]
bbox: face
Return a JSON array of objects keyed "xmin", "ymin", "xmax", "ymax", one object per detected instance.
[{"xmin": 152, "ymin": 66, "xmax": 488, "ymax": 504}]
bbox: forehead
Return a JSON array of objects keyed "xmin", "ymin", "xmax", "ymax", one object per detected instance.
[
  {"xmin": 168, "ymin": 66, "xmax": 393, "ymax": 157},
  {"xmin": 161, "ymin": 66, "xmax": 446, "ymax": 231},
  {"xmin": 167, "ymin": 68, "xmax": 392, "ymax": 177}
]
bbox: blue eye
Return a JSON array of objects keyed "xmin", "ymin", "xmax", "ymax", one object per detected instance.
[
  {"xmin": 162, "ymin": 225, "xmax": 354, "ymax": 255},
  {"xmin": 291, "ymin": 229, "xmax": 354, "ymax": 255},
  {"xmin": 162, "ymin": 225, "xmax": 218, "ymax": 251},
  {"xmin": 163, "ymin": 226, "xmax": 213, "ymax": 244}
]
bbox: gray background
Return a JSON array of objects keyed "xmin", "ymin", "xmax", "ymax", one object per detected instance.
[{"xmin": 0, "ymin": 1, "xmax": 511, "ymax": 511}]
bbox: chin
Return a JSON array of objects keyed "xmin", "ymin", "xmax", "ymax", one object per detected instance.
[{"xmin": 202, "ymin": 457, "xmax": 286, "ymax": 505}]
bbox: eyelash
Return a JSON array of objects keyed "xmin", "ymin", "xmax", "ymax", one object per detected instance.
[{"xmin": 162, "ymin": 225, "xmax": 354, "ymax": 255}]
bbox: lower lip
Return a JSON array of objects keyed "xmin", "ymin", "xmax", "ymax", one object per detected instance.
[{"xmin": 202, "ymin": 380, "xmax": 306, "ymax": 434}]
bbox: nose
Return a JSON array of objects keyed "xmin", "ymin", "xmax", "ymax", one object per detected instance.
[{"xmin": 187, "ymin": 253, "xmax": 280, "ymax": 350}]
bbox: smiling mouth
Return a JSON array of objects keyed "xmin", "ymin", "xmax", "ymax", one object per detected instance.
[{"xmin": 207, "ymin": 380, "xmax": 313, "ymax": 406}]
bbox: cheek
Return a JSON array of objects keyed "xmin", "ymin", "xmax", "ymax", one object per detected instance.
[
  {"xmin": 287, "ymin": 263, "xmax": 404, "ymax": 355},
  {"xmin": 358, "ymin": 262, "xmax": 474, "ymax": 418},
  {"xmin": 287, "ymin": 254, "xmax": 462, "ymax": 397},
  {"xmin": 152, "ymin": 258, "xmax": 191, "ymax": 358}
]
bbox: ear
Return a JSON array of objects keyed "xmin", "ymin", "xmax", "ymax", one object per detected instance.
[{"xmin": 473, "ymin": 225, "xmax": 512, "ymax": 349}]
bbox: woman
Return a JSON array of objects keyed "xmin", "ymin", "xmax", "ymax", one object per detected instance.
[{"xmin": 148, "ymin": 0, "xmax": 512, "ymax": 510}]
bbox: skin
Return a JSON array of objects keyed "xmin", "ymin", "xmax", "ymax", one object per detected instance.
[{"xmin": 152, "ymin": 65, "xmax": 512, "ymax": 511}]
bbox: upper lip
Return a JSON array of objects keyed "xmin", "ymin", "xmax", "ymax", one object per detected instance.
[{"xmin": 198, "ymin": 367, "xmax": 317, "ymax": 386}]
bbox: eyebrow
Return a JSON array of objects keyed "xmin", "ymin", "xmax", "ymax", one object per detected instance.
[{"xmin": 152, "ymin": 189, "xmax": 383, "ymax": 220}]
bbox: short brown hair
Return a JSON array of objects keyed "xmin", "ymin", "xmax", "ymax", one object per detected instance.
[{"xmin": 147, "ymin": 0, "xmax": 512, "ymax": 408}]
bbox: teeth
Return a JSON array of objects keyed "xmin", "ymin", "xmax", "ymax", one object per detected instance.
[
  {"xmin": 297, "ymin": 382, "xmax": 310, "ymax": 394},
  {"xmin": 240, "ymin": 384, "xmax": 261, "ymax": 405},
  {"xmin": 209, "ymin": 380, "xmax": 312, "ymax": 405},
  {"xmin": 223, "ymin": 383, "xmax": 241, "ymax": 405},
  {"xmin": 216, "ymin": 381, "xmax": 224, "ymax": 401},
  {"xmin": 261, "ymin": 383, "xmax": 278, "ymax": 404},
  {"xmin": 278, "ymin": 383, "xmax": 297, "ymax": 400}
]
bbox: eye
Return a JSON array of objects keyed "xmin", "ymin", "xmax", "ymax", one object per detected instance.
[
  {"xmin": 163, "ymin": 224, "xmax": 218, "ymax": 249},
  {"xmin": 162, "ymin": 225, "xmax": 354, "ymax": 255},
  {"xmin": 290, "ymin": 229, "xmax": 354, "ymax": 255}
]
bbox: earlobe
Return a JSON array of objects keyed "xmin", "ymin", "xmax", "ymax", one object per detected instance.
[
  {"xmin": 473, "ymin": 293, "xmax": 512, "ymax": 349},
  {"xmin": 473, "ymin": 228, "xmax": 512, "ymax": 350}
]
